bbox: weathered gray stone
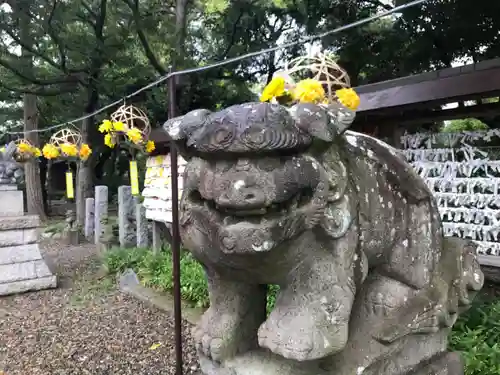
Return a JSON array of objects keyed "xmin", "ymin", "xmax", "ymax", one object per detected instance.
[
  {"xmin": 0, "ymin": 142, "xmax": 25, "ymax": 186},
  {"xmin": 0, "ymin": 215, "xmax": 39, "ymax": 230},
  {"xmin": 0, "ymin": 179, "xmax": 57, "ymax": 296},
  {"xmin": 163, "ymin": 102, "xmax": 483, "ymax": 375},
  {"xmin": 0, "ymin": 189, "xmax": 24, "ymax": 216},
  {"xmin": 0, "ymin": 228, "xmax": 37, "ymax": 247},
  {"xmin": 118, "ymin": 185, "xmax": 136, "ymax": 248},
  {"xmin": 0, "ymin": 184, "xmax": 17, "ymax": 191},
  {"xmin": 94, "ymin": 185, "xmax": 108, "ymax": 245},
  {"xmin": 85, "ymin": 197, "xmax": 95, "ymax": 240},
  {"xmin": 0, "ymin": 243, "xmax": 42, "ymax": 265},
  {"xmin": 0, "ymin": 259, "xmax": 53, "ymax": 283},
  {"xmin": 136, "ymin": 203, "xmax": 149, "ymax": 248},
  {"xmin": 152, "ymin": 220, "xmax": 162, "ymax": 253},
  {"xmin": 0, "ymin": 275, "xmax": 57, "ymax": 295}
]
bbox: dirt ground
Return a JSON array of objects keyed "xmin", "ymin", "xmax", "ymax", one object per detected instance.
[{"xmin": 0, "ymin": 240, "xmax": 199, "ymax": 375}]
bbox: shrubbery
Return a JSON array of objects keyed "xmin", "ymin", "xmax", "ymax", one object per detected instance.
[{"xmin": 104, "ymin": 246, "xmax": 500, "ymax": 375}]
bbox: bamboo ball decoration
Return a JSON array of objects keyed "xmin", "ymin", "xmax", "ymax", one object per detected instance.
[
  {"xmin": 284, "ymin": 52, "xmax": 351, "ymax": 103},
  {"xmin": 111, "ymin": 104, "xmax": 151, "ymax": 139},
  {"xmin": 49, "ymin": 128, "xmax": 82, "ymax": 146}
]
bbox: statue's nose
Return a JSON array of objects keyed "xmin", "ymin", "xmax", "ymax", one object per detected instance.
[{"xmin": 216, "ymin": 182, "xmax": 266, "ymax": 209}]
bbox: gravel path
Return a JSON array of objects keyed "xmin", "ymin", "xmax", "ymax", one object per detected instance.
[{"xmin": 0, "ymin": 240, "xmax": 199, "ymax": 375}]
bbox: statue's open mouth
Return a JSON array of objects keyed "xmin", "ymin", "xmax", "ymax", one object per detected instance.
[{"xmin": 187, "ymin": 188, "xmax": 314, "ymax": 223}]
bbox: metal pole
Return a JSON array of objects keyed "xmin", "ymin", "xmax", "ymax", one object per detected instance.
[{"xmin": 168, "ymin": 68, "xmax": 183, "ymax": 375}]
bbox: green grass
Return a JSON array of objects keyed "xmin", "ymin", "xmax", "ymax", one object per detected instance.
[
  {"xmin": 103, "ymin": 246, "xmax": 500, "ymax": 375},
  {"xmin": 449, "ymin": 292, "xmax": 500, "ymax": 375}
]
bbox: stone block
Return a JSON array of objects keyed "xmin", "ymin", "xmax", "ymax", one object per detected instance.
[
  {"xmin": 0, "ymin": 184, "xmax": 17, "ymax": 191},
  {"xmin": 0, "ymin": 228, "xmax": 37, "ymax": 247},
  {"xmin": 85, "ymin": 197, "xmax": 95, "ymax": 240},
  {"xmin": 136, "ymin": 203, "xmax": 149, "ymax": 248},
  {"xmin": 152, "ymin": 220, "xmax": 162, "ymax": 253},
  {"xmin": 0, "ymin": 243, "xmax": 42, "ymax": 265},
  {"xmin": 0, "ymin": 189, "xmax": 24, "ymax": 216},
  {"xmin": 0, "ymin": 215, "xmax": 39, "ymax": 231},
  {"xmin": 0, "ymin": 275, "xmax": 57, "ymax": 295},
  {"xmin": 94, "ymin": 185, "xmax": 108, "ymax": 245},
  {"xmin": 0, "ymin": 259, "xmax": 53, "ymax": 284},
  {"xmin": 118, "ymin": 185, "xmax": 136, "ymax": 248},
  {"xmin": 64, "ymin": 229, "xmax": 84, "ymax": 245}
]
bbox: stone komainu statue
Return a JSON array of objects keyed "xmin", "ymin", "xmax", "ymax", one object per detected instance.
[
  {"xmin": 0, "ymin": 142, "xmax": 25, "ymax": 185},
  {"xmin": 163, "ymin": 102, "xmax": 483, "ymax": 375}
]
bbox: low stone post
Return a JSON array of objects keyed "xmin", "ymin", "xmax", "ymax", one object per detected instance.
[
  {"xmin": 84, "ymin": 197, "xmax": 95, "ymax": 241},
  {"xmin": 94, "ymin": 185, "xmax": 108, "ymax": 246},
  {"xmin": 152, "ymin": 221, "xmax": 162, "ymax": 253},
  {"xmin": 136, "ymin": 203, "xmax": 149, "ymax": 248},
  {"xmin": 118, "ymin": 185, "xmax": 136, "ymax": 248}
]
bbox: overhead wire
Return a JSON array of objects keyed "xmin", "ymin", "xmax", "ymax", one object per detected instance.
[{"xmin": 1, "ymin": 0, "xmax": 428, "ymax": 136}]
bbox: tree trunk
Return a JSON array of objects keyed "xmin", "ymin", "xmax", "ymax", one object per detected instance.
[
  {"xmin": 23, "ymin": 95, "xmax": 46, "ymax": 219},
  {"xmin": 75, "ymin": 85, "xmax": 99, "ymax": 226},
  {"xmin": 17, "ymin": 0, "xmax": 47, "ymax": 220},
  {"xmin": 75, "ymin": 117, "xmax": 94, "ymax": 226}
]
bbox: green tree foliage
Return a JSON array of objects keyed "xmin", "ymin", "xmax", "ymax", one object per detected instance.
[{"xmin": 442, "ymin": 118, "xmax": 489, "ymax": 133}]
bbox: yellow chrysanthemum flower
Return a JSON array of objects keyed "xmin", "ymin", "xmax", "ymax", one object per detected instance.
[
  {"xmin": 145, "ymin": 140, "xmax": 155, "ymax": 153},
  {"xmin": 104, "ymin": 133, "xmax": 115, "ymax": 148},
  {"xmin": 42, "ymin": 144, "xmax": 60, "ymax": 159},
  {"xmin": 292, "ymin": 79, "xmax": 326, "ymax": 103},
  {"xmin": 260, "ymin": 76, "xmax": 285, "ymax": 102},
  {"xmin": 113, "ymin": 121, "xmax": 126, "ymax": 132},
  {"xmin": 17, "ymin": 142, "xmax": 32, "ymax": 154},
  {"xmin": 126, "ymin": 128, "xmax": 142, "ymax": 144},
  {"xmin": 60, "ymin": 142, "xmax": 78, "ymax": 157},
  {"xmin": 98, "ymin": 119, "xmax": 113, "ymax": 133},
  {"xmin": 0, "ymin": 147, "xmax": 5, "ymax": 153},
  {"xmin": 335, "ymin": 88, "xmax": 360, "ymax": 110},
  {"xmin": 79, "ymin": 143, "xmax": 92, "ymax": 161},
  {"xmin": 33, "ymin": 148, "xmax": 41, "ymax": 157}
]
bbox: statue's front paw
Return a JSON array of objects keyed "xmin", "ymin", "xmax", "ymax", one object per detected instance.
[
  {"xmin": 193, "ymin": 307, "xmax": 240, "ymax": 361},
  {"xmin": 258, "ymin": 306, "xmax": 348, "ymax": 361}
]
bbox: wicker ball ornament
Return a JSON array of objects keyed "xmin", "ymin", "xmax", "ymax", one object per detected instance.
[
  {"xmin": 110, "ymin": 104, "xmax": 151, "ymax": 140},
  {"xmin": 283, "ymin": 52, "xmax": 351, "ymax": 103},
  {"xmin": 49, "ymin": 127, "xmax": 82, "ymax": 147}
]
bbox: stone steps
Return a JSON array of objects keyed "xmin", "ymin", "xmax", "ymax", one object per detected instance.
[{"xmin": 0, "ymin": 186, "xmax": 57, "ymax": 296}]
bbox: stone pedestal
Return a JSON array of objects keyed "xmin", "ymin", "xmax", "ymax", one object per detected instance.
[{"xmin": 0, "ymin": 185, "xmax": 56, "ymax": 295}]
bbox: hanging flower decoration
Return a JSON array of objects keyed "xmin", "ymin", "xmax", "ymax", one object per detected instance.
[
  {"xmin": 42, "ymin": 128, "xmax": 92, "ymax": 162},
  {"xmin": 1, "ymin": 139, "xmax": 43, "ymax": 162},
  {"xmin": 99, "ymin": 104, "xmax": 155, "ymax": 195},
  {"xmin": 98, "ymin": 104, "xmax": 155, "ymax": 155},
  {"xmin": 259, "ymin": 52, "xmax": 361, "ymax": 112},
  {"xmin": 41, "ymin": 128, "xmax": 91, "ymax": 200}
]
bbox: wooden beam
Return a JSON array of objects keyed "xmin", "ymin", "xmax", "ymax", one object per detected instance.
[
  {"xmin": 356, "ymin": 101, "xmax": 500, "ymax": 128},
  {"xmin": 356, "ymin": 59, "xmax": 500, "ymax": 113}
]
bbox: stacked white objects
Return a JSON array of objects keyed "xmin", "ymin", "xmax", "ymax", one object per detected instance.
[
  {"xmin": 401, "ymin": 131, "xmax": 500, "ymax": 256},
  {"xmin": 142, "ymin": 154, "xmax": 187, "ymax": 223}
]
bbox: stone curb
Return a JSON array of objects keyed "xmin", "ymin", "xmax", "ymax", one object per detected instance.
[
  {"xmin": 118, "ymin": 269, "xmax": 205, "ymax": 325},
  {"xmin": 0, "ymin": 215, "xmax": 40, "ymax": 231}
]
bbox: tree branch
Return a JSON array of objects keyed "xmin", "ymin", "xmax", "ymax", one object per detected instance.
[
  {"xmin": 0, "ymin": 21, "xmax": 62, "ymax": 71},
  {"xmin": 0, "ymin": 56, "xmax": 80, "ymax": 86},
  {"xmin": 218, "ymin": 9, "xmax": 245, "ymax": 59},
  {"xmin": 121, "ymin": 0, "xmax": 168, "ymax": 75},
  {"xmin": 0, "ymin": 80, "xmax": 78, "ymax": 96}
]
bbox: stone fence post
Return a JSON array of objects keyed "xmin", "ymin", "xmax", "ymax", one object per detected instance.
[{"xmin": 94, "ymin": 185, "xmax": 108, "ymax": 246}]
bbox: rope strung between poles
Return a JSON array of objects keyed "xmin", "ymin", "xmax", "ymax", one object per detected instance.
[{"xmin": 0, "ymin": 0, "xmax": 429, "ymax": 136}]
